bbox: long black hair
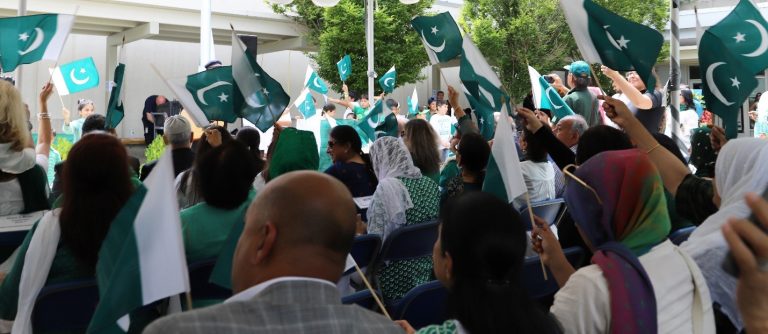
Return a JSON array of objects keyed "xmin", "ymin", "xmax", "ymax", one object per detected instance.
[
  {"xmin": 330, "ymin": 125, "xmax": 377, "ymax": 182},
  {"xmin": 439, "ymin": 192, "xmax": 560, "ymax": 334},
  {"xmin": 235, "ymin": 126, "xmax": 266, "ymax": 174},
  {"xmin": 575, "ymin": 125, "xmax": 633, "ymax": 164}
]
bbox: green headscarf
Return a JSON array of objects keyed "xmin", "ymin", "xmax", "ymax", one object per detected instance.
[{"xmin": 268, "ymin": 128, "xmax": 319, "ymax": 181}]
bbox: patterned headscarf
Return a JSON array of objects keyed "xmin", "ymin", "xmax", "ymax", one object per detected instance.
[
  {"xmin": 689, "ymin": 127, "xmax": 717, "ymax": 178},
  {"xmin": 369, "ymin": 137, "xmax": 422, "ymax": 233},
  {"xmin": 564, "ymin": 149, "xmax": 671, "ymax": 334}
]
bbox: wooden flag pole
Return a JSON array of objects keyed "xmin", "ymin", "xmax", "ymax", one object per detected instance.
[
  {"xmin": 353, "ymin": 261, "xmax": 392, "ymax": 320},
  {"xmin": 589, "ymin": 64, "xmax": 608, "ymax": 96},
  {"xmin": 185, "ymin": 292, "xmax": 194, "ymax": 310},
  {"xmin": 525, "ymin": 191, "xmax": 549, "ymax": 281}
]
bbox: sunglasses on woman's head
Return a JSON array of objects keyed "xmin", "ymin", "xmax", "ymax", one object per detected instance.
[{"xmin": 562, "ymin": 164, "xmax": 603, "ymax": 205}]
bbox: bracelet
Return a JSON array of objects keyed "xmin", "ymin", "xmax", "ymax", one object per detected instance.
[
  {"xmin": 645, "ymin": 143, "xmax": 661, "ymax": 154},
  {"xmin": 37, "ymin": 113, "xmax": 50, "ymax": 119}
]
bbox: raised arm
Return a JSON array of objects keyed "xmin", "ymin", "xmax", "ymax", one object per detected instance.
[
  {"xmin": 601, "ymin": 66, "xmax": 652, "ymax": 110},
  {"xmin": 36, "ymin": 83, "xmax": 54, "ymax": 160},
  {"xmin": 518, "ymin": 107, "xmax": 575, "ymax": 169},
  {"xmin": 602, "ymin": 95, "xmax": 690, "ymax": 195}
]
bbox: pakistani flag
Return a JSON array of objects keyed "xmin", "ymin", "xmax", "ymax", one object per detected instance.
[
  {"xmin": 459, "ymin": 38, "xmax": 510, "ymax": 113},
  {"xmin": 482, "ymin": 104, "xmax": 527, "ymax": 203},
  {"xmin": 106, "ymin": 49, "xmax": 127, "ymax": 129},
  {"xmin": 185, "ymin": 66, "xmax": 239, "ymax": 123},
  {"xmin": 89, "ymin": 149, "xmax": 189, "ymax": 333},
  {"xmin": 411, "ymin": 12, "xmax": 463, "ymax": 64},
  {"xmin": 337, "ymin": 54, "xmax": 352, "ymax": 82},
  {"xmin": 464, "ymin": 86, "xmax": 496, "ymax": 140},
  {"xmin": 358, "ymin": 100, "xmax": 397, "ymax": 141},
  {"xmin": 0, "ymin": 14, "xmax": 74, "ymax": 72},
  {"xmin": 527, "ymin": 66, "xmax": 574, "ymax": 123},
  {"xmin": 704, "ymin": 0, "xmax": 768, "ymax": 75},
  {"xmin": 294, "ymin": 88, "xmax": 316, "ymax": 119},
  {"xmin": 407, "ymin": 88, "xmax": 419, "ymax": 116},
  {"xmin": 160, "ymin": 73, "xmax": 211, "ymax": 127},
  {"xmin": 50, "ymin": 57, "xmax": 100, "ymax": 95},
  {"xmin": 559, "ymin": 0, "xmax": 664, "ymax": 89},
  {"xmin": 699, "ymin": 4, "xmax": 760, "ymax": 138},
  {"xmin": 379, "ymin": 66, "xmax": 397, "ymax": 94},
  {"xmin": 231, "ymin": 31, "xmax": 290, "ymax": 132},
  {"xmin": 305, "ymin": 66, "xmax": 329, "ymax": 95}
]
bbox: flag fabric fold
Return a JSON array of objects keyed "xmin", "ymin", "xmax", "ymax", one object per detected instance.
[
  {"xmin": 482, "ymin": 104, "xmax": 526, "ymax": 203},
  {"xmin": 184, "ymin": 66, "xmax": 240, "ymax": 123},
  {"xmin": 559, "ymin": 0, "xmax": 664, "ymax": 89},
  {"xmin": 50, "ymin": 57, "xmax": 100, "ymax": 95},
  {"xmin": 358, "ymin": 100, "xmax": 397, "ymax": 141},
  {"xmin": 88, "ymin": 149, "xmax": 189, "ymax": 333},
  {"xmin": 527, "ymin": 66, "xmax": 575, "ymax": 123},
  {"xmin": 106, "ymin": 47, "xmax": 127, "ymax": 129},
  {"xmin": 410, "ymin": 12, "xmax": 464, "ymax": 65},
  {"xmin": 0, "ymin": 14, "xmax": 74, "ymax": 72}
]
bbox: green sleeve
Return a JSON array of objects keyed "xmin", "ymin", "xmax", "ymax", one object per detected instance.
[
  {"xmin": 0, "ymin": 223, "xmax": 38, "ymax": 320},
  {"xmin": 439, "ymin": 160, "xmax": 460, "ymax": 189}
]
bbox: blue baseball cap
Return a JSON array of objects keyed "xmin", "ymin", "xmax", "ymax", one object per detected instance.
[{"xmin": 565, "ymin": 60, "xmax": 591, "ymax": 78}]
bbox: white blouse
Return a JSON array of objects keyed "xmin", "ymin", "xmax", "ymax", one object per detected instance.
[{"xmin": 0, "ymin": 179, "xmax": 24, "ymax": 216}]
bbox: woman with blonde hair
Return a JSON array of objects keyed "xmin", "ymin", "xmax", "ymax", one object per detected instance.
[{"xmin": 403, "ymin": 119, "xmax": 441, "ymax": 183}]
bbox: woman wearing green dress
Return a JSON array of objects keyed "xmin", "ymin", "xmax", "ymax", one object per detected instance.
[
  {"xmin": 398, "ymin": 192, "xmax": 561, "ymax": 334},
  {"xmin": 367, "ymin": 136, "xmax": 439, "ymax": 301}
]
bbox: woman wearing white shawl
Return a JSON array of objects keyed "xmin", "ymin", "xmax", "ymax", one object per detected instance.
[
  {"xmin": 366, "ymin": 136, "xmax": 440, "ymax": 300},
  {"xmin": 681, "ymin": 138, "xmax": 768, "ymax": 331}
]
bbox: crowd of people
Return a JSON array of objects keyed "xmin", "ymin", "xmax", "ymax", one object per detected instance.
[{"xmin": 0, "ymin": 56, "xmax": 768, "ymax": 334}]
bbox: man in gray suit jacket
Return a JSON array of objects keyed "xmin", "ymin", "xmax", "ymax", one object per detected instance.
[{"xmin": 144, "ymin": 171, "xmax": 402, "ymax": 333}]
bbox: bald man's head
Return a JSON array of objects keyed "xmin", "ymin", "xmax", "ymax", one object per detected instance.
[{"xmin": 231, "ymin": 171, "xmax": 357, "ymax": 291}]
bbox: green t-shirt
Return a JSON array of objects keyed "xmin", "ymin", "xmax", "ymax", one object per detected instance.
[
  {"xmin": 181, "ymin": 191, "xmax": 256, "ymax": 264},
  {"xmin": 353, "ymin": 105, "xmax": 369, "ymax": 120},
  {"xmin": 563, "ymin": 88, "xmax": 600, "ymax": 127}
]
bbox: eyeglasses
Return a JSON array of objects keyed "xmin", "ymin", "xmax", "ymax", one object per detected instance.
[{"xmin": 562, "ymin": 164, "xmax": 603, "ymax": 205}]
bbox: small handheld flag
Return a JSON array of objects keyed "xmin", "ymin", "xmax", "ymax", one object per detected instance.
[
  {"xmin": 407, "ymin": 88, "xmax": 419, "ymax": 116},
  {"xmin": 294, "ymin": 88, "xmax": 316, "ymax": 119},
  {"xmin": 106, "ymin": 48, "xmax": 127, "ymax": 129},
  {"xmin": 527, "ymin": 66, "xmax": 574, "ymax": 123},
  {"xmin": 378, "ymin": 66, "xmax": 397, "ymax": 94},
  {"xmin": 0, "ymin": 14, "xmax": 74, "ymax": 72},
  {"xmin": 410, "ymin": 12, "xmax": 464, "ymax": 65},
  {"xmin": 50, "ymin": 57, "xmax": 100, "ymax": 95},
  {"xmin": 305, "ymin": 66, "xmax": 329, "ymax": 95},
  {"xmin": 337, "ymin": 55, "xmax": 352, "ymax": 82}
]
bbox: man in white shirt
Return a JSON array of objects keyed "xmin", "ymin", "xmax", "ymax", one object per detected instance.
[{"xmin": 145, "ymin": 171, "xmax": 402, "ymax": 334}]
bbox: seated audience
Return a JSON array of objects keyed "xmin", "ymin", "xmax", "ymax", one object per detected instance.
[
  {"xmin": 515, "ymin": 127, "xmax": 555, "ymax": 207},
  {"xmin": 176, "ymin": 126, "xmax": 232, "ymax": 209},
  {"xmin": 440, "ymin": 133, "xmax": 490, "ymax": 206},
  {"xmin": 261, "ymin": 127, "xmax": 319, "ymax": 184},
  {"xmin": 324, "ymin": 125, "xmax": 378, "ymax": 220},
  {"xmin": 552, "ymin": 115, "xmax": 587, "ymax": 197},
  {"xmin": 144, "ymin": 172, "xmax": 402, "ymax": 333},
  {"xmin": 140, "ymin": 115, "xmax": 195, "ymax": 181},
  {"xmin": 398, "ymin": 192, "xmax": 562, "ymax": 334},
  {"xmin": 0, "ymin": 134, "xmax": 134, "ymax": 327},
  {"xmin": 367, "ymin": 136, "xmax": 439, "ymax": 300},
  {"xmin": 534, "ymin": 149, "xmax": 715, "ymax": 333},
  {"xmin": 403, "ymin": 119, "xmax": 441, "ymax": 183}
]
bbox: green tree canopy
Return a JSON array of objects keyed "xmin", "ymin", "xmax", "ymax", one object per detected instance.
[
  {"xmin": 461, "ymin": 0, "xmax": 669, "ymax": 99},
  {"xmin": 274, "ymin": 0, "xmax": 433, "ymax": 96}
]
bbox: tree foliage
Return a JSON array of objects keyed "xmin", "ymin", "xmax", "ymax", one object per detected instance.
[
  {"xmin": 461, "ymin": 0, "xmax": 669, "ymax": 99},
  {"xmin": 274, "ymin": 0, "xmax": 433, "ymax": 95}
]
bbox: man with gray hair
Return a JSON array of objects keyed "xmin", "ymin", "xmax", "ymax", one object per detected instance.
[
  {"xmin": 552, "ymin": 114, "xmax": 587, "ymax": 197},
  {"xmin": 139, "ymin": 115, "xmax": 194, "ymax": 180}
]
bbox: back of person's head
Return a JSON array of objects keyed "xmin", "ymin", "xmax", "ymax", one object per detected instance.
[
  {"xmin": 575, "ymin": 125, "xmax": 633, "ymax": 164},
  {"xmin": 0, "ymin": 80, "xmax": 30, "ymax": 151},
  {"xmin": 348, "ymin": 91, "xmax": 359, "ymax": 101},
  {"xmin": 163, "ymin": 115, "xmax": 192, "ymax": 147},
  {"xmin": 681, "ymin": 88, "xmax": 695, "ymax": 110},
  {"xmin": 458, "ymin": 133, "xmax": 490, "ymax": 175},
  {"xmin": 439, "ymin": 192, "xmax": 560, "ymax": 333},
  {"xmin": 403, "ymin": 119, "xmax": 441, "ymax": 175},
  {"xmin": 522, "ymin": 127, "xmax": 549, "ymax": 162},
  {"xmin": 60, "ymin": 133, "xmax": 133, "ymax": 268},
  {"xmin": 82, "ymin": 114, "xmax": 108, "ymax": 135},
  {"xmin": 322, "ymin": 103, "xmax": 336, "ymax": 116},
  {"xmin": 266, "ymin": 127, "xmax": 319, "ymax": 182},
  {"xmin": 232, "ymin": 171, "xmax": 356, "ymax": 292},
  {"xmin": 386, "ymin": 98, "xmax": 399, "ymax": 109},
  {"xmin": 330, "ymin": 125, "xmax": 363, "ymax": 154},
  {"xmin": 196, "ymin": 125, "xmax": 233, "ymax": 158},
  {"xmin": 568, "ymin": 60, "xmax": 591, "ymax": 89},
  {"xmin": 197, "ymin": 140, "xmax": 257, "ymax": 210},
  {"xmin": 235, "ymin": 126, "xmax": 265, "ymax": 174},
  {"xmin": 652, "ymin": 133, "xmax": 686, "ymax": 164}
]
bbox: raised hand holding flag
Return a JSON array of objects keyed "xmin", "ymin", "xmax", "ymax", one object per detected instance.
[
  {"xmin": 378, "ymin": 66, "xmax": 397, "ymax": 94},
  {"xmin": 305, "ymin": 66, "xmax": 329, "ymax": 95},
  {"xmin": 337, "ymin": 55, "xmax": 352, "ymax": 82}
]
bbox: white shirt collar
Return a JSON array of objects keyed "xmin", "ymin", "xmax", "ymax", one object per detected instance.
[{"xmin": 225, "ymin": 276, "xmax": 336, "ymax": 303}]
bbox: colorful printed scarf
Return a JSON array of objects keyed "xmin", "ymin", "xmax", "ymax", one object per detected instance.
[{"xmin": 564, "ymin": 149, "xmax": 671, "ymax": 334}]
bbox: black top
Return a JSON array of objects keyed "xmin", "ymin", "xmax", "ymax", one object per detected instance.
[
  {"xmin": 324, "ymin": 161, "xmax": 377, "ymax": 221},
  {"xmin": 630, "ymin": 89, "xmax": 664, "ymax": 134}
]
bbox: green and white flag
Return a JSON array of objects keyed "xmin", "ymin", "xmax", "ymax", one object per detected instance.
[
  {"xmin": 50, "ymin": 57, "xmax": 100, "ymax": 95},
  {"xmin": 294, "ymin": 88, "xmax": 316, "ymax": 119},
  {"xmin": 482, "ymin": 104, "xmax": 526, "ymax": 203},
  {"xmin": 559, "ymin": 0, "xmax": 664, "ymax": 89},
  {"xmin": 159, "ymin": 72, "xmax": 212, "ymax": 127},
  {"xmin": 231, "ymin": 30, "xmax": 290, "ymax": 132},
  {"xmin": 89, "ymin": 149, "xmax": 189, "ymax": 333},
  {"xmin": 699, "ymin": 0, "xmax": 761, "ymax": 139},
  {"xmin": 0, "ymin": 14, "xmax": 74, "ymax": 72},
  {"xmin": 185, "ymin": 66, "xmax": 240, "ymax": 123},
  {"xmin": 337, "ymin": 54, "xmax": 352, "ymax": 82},
  {"xmin": 358, "ymin": 100, "xmax": 397, "ymax": 141},
  {"xmin": 463, "ymin": 85, "xmax": 496, "ymax": 141},
  {"xmin": 305, "ymin": 66, "xmax": 329, "ymax": 95},
  {"xmin": 411, "ymin": 12, "xmax": 463, "ymax": 64},
  {"xmin": 700, "ymin": 0, "xmax": 768, "ymax": 75},
  {"xmin": 106, "ymin": 48, "xmax": 127, "ymax": 129},
  {"xmin": 528, "ymin": 66, "xmax": 574, "ymax": 123},
  {"xmin": 459, "ymin": 38, "xmax": 510, "ymax": 113},
  {"xmin": 407, "ymin": 88, "xmax": 419, "ymax": 116},
  {"xmin": 378, "ymin": 66, "xmax": 397, "ymax": 94}
]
